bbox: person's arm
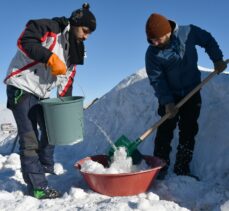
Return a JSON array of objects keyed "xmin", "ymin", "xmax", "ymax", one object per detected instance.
[
  {"xmin": 18, "ymin": 19, "xmax": 67, "ymax": 75},
  {"xmin": 17, "ymin": 19, "xmax": 61, "ymax": 63},
  {"xmin": 191, "ymin": 24, "xmax": 227, "ymax": 73},
  {"xmin": 145, "ymin": 48, "xmax": 174, "ymax": 105},
  {"xmin": 190, "ymin": 25, "xmax": 223, "ymax": 62}
]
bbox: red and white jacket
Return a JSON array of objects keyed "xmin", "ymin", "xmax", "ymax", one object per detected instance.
[{"xmin": 4, "ymin": 17, "xmax": 81, "ymax": 98}]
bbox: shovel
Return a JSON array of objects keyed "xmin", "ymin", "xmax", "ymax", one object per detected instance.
[{"xmin": 108, "ymin": 59, "xmax": 229, "ymax": 163}]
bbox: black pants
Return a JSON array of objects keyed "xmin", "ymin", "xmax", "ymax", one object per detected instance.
[
  {"xmin": 154, "ymin": 92, "xmax": 201, "ymax": 175},
  {"xmin": 6, "ymin": 85, "xmax": 55, "ymax": 188}
]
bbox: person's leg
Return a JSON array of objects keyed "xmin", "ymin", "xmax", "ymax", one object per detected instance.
[
  {"xmin": 6, "ymin": 86, "xmax": 48, "ymax": 189},
  {"xmin": 174, "ymin": 92, "xmax": 201, "ymax": 175},
  {"xmin": 154, "ymin": 104, "xmax": 178, "ymax": 171},
  {"xmin": 35, "ymin": 104, "xmax": 55, "ymax": 174}
]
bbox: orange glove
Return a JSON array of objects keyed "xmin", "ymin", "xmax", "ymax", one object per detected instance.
[{"xmin": 47, "ymin": 53, "xmax": 67, "ymax": 76}]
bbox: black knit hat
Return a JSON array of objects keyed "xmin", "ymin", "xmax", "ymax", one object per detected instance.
[{"xmin": 69, "ymin": 3, "xmax": 96, "ymax": 32}]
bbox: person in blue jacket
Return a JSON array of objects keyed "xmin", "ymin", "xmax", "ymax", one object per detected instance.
[{"xmin": 145, "ymin": 13, "xmax": 227, "ymax": 179}]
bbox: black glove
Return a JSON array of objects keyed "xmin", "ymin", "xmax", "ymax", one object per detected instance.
[
  {"xmin": 214, "ymin": 60, "xmax": 227, "ymax": 74},
  {"xmin": 165, "ymin": 103, "xmax": 178, "ymax": 119}
]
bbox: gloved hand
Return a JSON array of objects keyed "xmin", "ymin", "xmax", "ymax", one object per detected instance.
[
  {"xmin": 47, "ymin": 53, "xmax": 67, "ymax": 76},
  {"xmin": 214, "ymin": 60, "xmax": 227, "ymax": 74},
  {"xmin": 165, "ymin": 102, "xmax": 178, "ymax": 119}
]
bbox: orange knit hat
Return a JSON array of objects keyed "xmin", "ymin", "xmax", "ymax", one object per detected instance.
[{"xmin": 146, "ymin": 13, "xmax": 171, "ymax": 39}]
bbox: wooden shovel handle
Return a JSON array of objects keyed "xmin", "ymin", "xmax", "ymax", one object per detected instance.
[{"xmin": 139, "ymin": 59, "xmax": 229, "ymax": 141}]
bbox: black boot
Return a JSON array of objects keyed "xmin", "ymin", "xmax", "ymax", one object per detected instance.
[
  {"xmin": 156, "ymin": 167, "xmax": 168, "ymax": 180},
  {"xmin": 174, "ymin": 168, "xmax": 200, "ymax": 181},
  {"xmin": 33, "ymin": 186, "xmax": 61, "ymax": 199},
  {"xmin": 174, "ymin": 147, "xmax": 199, "ymax": 181}
]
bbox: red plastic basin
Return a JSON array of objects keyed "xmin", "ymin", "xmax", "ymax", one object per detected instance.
[{"xmin": 74, "ymin": 154, "xmax": 166, "ymax": 196}]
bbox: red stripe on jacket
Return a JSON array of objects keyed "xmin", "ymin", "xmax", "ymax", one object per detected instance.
[
  {"xmin": 17, "ymin": 26, "xmax": 29, "ymax": 57},
  {"xmin": 4, "ymin": 61, "xmax": 38, "ymax": 82},
  {"xmin": 4, "ymin": 32, "xmax": 57, "ymax": 83},
  {"xmin": 59, "ymin": 65, "xmax": 77, "ymax": 97}
]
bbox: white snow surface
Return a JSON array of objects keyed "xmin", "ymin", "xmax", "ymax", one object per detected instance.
[
  {"xmin": 0, "ymin": 67, "xmax": 229, "ymax": 211},
  {"xmin": 80, "ymin": 147, "xmax": 149, "ymax": 174}
]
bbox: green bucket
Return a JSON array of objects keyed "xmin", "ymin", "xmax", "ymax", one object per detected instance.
[{"xmin": 40, "ymin": 96, "xmax": 84, "ymax": 145}]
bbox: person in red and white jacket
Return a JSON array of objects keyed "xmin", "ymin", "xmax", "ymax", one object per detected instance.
[{"xmin": 4, "ymin": 3, "xmax": 96, "ymax": 199}]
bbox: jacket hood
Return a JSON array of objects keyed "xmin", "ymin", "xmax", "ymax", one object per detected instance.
[
  {"xmin": 52, "ymin": 17, "xmax": 69, "ymax": 31},
  {"xmin": 169, "ymin": 20, "xmax": 177, "ymax": 32}
]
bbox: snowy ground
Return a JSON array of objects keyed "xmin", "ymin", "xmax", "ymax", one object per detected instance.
[{"xmin": 0, "ymin": 68, "xmax": 229, "ymax": 211}]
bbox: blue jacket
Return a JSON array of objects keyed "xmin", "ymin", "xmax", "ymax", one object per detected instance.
[{"xmin": 145, "ymin": 21, "xmax": 223, "ymax": 105}]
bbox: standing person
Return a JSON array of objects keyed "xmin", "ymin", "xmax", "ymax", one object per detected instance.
[
  {"xmin": 4, "ymin": 3, "xmax": 96, "ymax": 198},
  {"xmin": 145, "ymin": 13, "xmax": 227, "ymax": 179}
]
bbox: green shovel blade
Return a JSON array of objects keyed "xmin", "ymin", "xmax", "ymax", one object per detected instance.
[{"xmin": 108, "ymin": 135, "xmax": 143, "ymax": 164}]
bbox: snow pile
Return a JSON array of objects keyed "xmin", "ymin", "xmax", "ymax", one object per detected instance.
[
  {"xmin": 0, "ymin": 105, "xmax": 15, "ymax": 126},
  {"xmin": 81, "ymin": 147, "xmax": 149, "ymax": 174},
  {"xmin": 0, "ymin": 68, "xmax": 229, "ymax": 210}
]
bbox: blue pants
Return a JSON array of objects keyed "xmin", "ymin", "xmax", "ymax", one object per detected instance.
[
  {"xmin": 154, "ymin": 92, "xmax": 201, "ymax": 174},
  {"xmin": 7, "ymin": 85, "xmax": 55, "ymax": 188}
]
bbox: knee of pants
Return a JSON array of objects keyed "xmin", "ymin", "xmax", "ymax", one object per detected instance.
[
  {"xmin": 19, "ymin": 131, "xmax": 39, "ymax": 156},
  {"xmin": 20, "ymin": 155, "xmax": 44, "ymax": 174},
  {"xmin": 179, "ymin": 133, "xmax": 197, "ymax": 148},
  {"xmin": 38, "ymin": 147, "xmax": 55, "ymax": 166},
  {"xmin": 180, "ymin": 122, "xmax": 199, "ymax": 136}
]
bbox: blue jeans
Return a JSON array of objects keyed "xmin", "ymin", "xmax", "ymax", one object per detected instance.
[{"xmin": 7, "ymin": 85, "xmax": 55, "ymax": 188}]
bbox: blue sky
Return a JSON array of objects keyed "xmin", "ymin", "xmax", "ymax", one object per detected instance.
[{"xmin": 0, "ymin": 0, "xmax": 228, "ymax": 105}]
